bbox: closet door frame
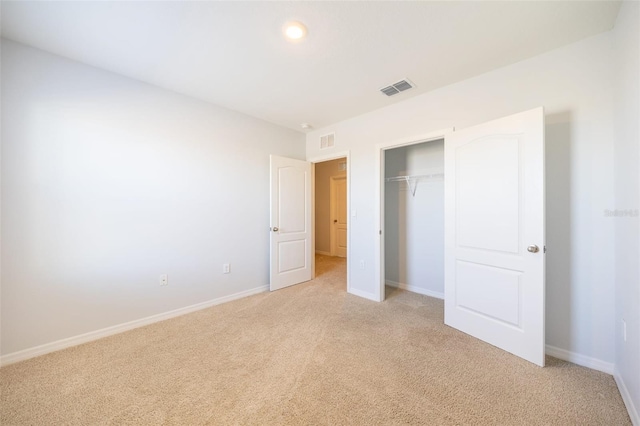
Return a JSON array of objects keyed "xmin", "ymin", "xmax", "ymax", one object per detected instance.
[{"xmin": 374, "ymin": 128, "xmax": 454, "ymax": 302}]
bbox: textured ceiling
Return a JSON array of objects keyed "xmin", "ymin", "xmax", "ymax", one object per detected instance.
[{"xmin": 1, "ymin": 1, "xmax": 622, "ymax": 132}]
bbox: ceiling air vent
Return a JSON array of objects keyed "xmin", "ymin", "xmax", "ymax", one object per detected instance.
[
  {"xmin": 380, "ymin": 79, "xmax": 415, "ymax": 97},
  {"xmin": 380, "ymin": 85, "xmax": 400, "ymax": 96},
  {"xmin": 320, "ymin": 133, "xmax": 335, "ymax": 149}
]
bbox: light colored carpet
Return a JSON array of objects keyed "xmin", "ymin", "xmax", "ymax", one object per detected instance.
[{"xmin": 1, "ymin": 255, "xmax": 631, "ymax": 425}]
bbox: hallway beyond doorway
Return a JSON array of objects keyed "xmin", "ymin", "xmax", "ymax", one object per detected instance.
[{"xmin": 315, "ymin": 254, "xmax": 346, "ymax": 291}]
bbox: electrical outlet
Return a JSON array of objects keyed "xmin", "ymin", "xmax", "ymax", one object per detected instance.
[
  {"xmin": 160, "ymin": 274, "xmax": 168, "ymax": 286},
  {"xmin": 623, "ymin": 319, "xmax": 627, "ymax": 342},
  {"xmin": 223, "ymin": 263, "xmax": 230, "ymax": 274},
  {"xmin": 359, "ymin": 260, "xmax": 365, "ymax": 270}
]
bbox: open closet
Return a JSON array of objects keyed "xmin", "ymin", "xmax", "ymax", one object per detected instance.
[
  {"xmin": 384, "ymin": 139, "xmax": 444, "ymax": 299},
  {"xmin": 376, "ymin": 108, "xmax": 545, "ymax": 366}
]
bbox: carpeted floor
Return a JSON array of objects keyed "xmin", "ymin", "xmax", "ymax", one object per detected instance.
[{"xmin": 0, "ymin": 255, "xmax": 631, "ymax": 425}]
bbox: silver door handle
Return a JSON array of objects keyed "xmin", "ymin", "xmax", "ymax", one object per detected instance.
[
  {"xmin": 272, "ymin": 227, "xmax": 279, "ymax": 232},
  {"xmin": 527, "ymin": 245, "xmax": 539, "ymax": 253}
]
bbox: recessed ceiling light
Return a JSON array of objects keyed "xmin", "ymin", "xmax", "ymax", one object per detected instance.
[
  {"xmin": 284, "ymin": 21, "xmax": 307, "ymax": 40},
  {"xmin": 300, "ymin": 123, "xmax": 312, "ymax": 130}
]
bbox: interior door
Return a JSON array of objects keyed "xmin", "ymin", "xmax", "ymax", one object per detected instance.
[
  {"xmin": 270, "ymin": 155, "xmax": 312, "ymax": 291},
  {"xmin": 444, "ymin": 107, "xmax": 545, "ymax": 366},
  {"xmin": 331, "ymin": 177, "xmax": 348, "ymax": 258}
]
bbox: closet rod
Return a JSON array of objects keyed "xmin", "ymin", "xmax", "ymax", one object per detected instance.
[
  {"xmin": 384, "ymin": 173, "xmax": 444, "ymax": 197},
  {"xmin": 384, "ymin": 173, "xmax": 444, "ymax": 182}
]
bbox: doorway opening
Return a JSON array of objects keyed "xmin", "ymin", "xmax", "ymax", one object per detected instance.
[
  {"xmin": 313, "ymin": 155, "xmax": 348, "ymax": 290},
  {"xmin": 383, "ymin": 139, "xmax": 445, "ymax": 302},
  {"xmin": 375, "ymin": 131, "xmax": 448, "ymax": 302}
]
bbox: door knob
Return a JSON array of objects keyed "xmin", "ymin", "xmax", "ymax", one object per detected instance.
[
  {"xmin": 334, "ymin": 220, "xmax": 337, "ymax": 223},
  {"xmin": 527, "ymin": 245, "xmax": 539, "ymax": 253},
  {"xmin": 272, "ymin": 227, "xmax": 279, "ymax": 232}
]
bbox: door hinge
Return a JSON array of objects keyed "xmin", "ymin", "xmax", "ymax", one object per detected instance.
[
  {"xmin": 544, "ymin": 245, "xmax": 546, "ymax": 253},
  {"xmin": 379, "ymin": 230, "xmax": 382, "ymax": 235}
]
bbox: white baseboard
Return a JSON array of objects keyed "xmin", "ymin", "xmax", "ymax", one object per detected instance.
[
  {"xmin": 386, "ymin": 280, "xmax": 444, "ymax": 300},
  {"xmin": 315, "ymin": 250, "xmax": 332, "ymax": 256},
  {"xmin": 348, "ymin": 287, "xmax": 380, "ymax": 302},
  {"xmin": 545, "ymin": 345, "xmax": 614, "ymax": 375},
  {"xmin": 614, "ymin": 367, "xmax": 640, "ymax": 426},
  {"xmin": 0, "ymin": 285, "xmax": 269, "ymax": 367}
]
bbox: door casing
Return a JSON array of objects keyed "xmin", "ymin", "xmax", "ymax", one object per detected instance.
[{"xmin": 374, "ymin": 129, "xmax": 454, "ymax": 303}]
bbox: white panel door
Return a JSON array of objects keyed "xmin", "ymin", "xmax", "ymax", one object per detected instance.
[
  {"xmin": 270, "ymin": 155, "xmax": 312, "ymax": 291},
  {"xmin": 331, "ymin": 176, "xmax": 348, "ymax": 258},
  {"xmin": 444, "ymin": 107, "xmax": 545, "ymax": 366}
]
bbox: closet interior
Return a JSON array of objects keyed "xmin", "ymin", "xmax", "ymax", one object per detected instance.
[{"xmin": 384, "ymin": 139, "xmax": 445, "ymax": 299}]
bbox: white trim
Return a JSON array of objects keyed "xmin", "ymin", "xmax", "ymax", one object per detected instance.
[
  {"xmin": 308, "ymin": 150, "xmax": 351, "ymax": 295},
  {"xmin": 0, "ymin": 285, "xmax": 269, "ymax": 367},
  {"xmin": 544, "ymin": 345, "xmax": 614, "ymax": 375},
  {"xmin": 374, "ymin": 128, "xmax": 453, "ymax": 302},
  {"xmin": 385, "ymin": 280, "xmax": 444, "ymax": 300},
  {"xmin": 348, "ymin": 287, "xmax": 379, "ymax": 302},
  {"xmin": 614, "ymin": 367, "xmax": 640, "ymax": 425},
  {"xmin": 315, "ymin": 250, "xmax": 332, "ymax": 256},
  {"xmin": 307, "ymin": 150, "xmax": 350, "ymax": 164},
  {"xmin": 311, "ymin": 161, "xmax": 316, "ymax": 280}
]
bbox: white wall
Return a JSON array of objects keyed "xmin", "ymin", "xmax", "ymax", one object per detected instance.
[
  {"xmin": 0, "ymin": 40, "xmax": 305, "ymax": 356},
  {"xmin": 612, "ymin": 1, "xmax": 640, "ymax": 421},
  {"xmin": 314, "ymin": 158, "xmax": 346, "ymax": 254},
  {"xmin": 384, "ymin": 141, "xmax": 444, "ymax": 297},
  {"xmin": 307, "ymin": 31, "xmax": 617, "ymax": 364}
]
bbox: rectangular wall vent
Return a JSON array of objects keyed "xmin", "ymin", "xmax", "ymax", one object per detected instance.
[
  {"xmin": 320, "ymin": 133, "xmax": 335, "ymax": 149},
  {"xmin": 380, "ymin": 79, "xmax": 415, "ymax": 96}
]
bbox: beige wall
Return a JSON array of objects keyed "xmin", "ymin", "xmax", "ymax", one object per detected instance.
[
  {"xmin": 315, "ymin": 158, "xmax": 346, "ymax": 254},
  {"xmin": 0, "ymin": 40, "xmax": 306, "ymax": 356},
  {"xmin": 612, "ymin": 1, "xmax": 640, "ymax": 419},
  {"xmin": 306, "ymin": 29, "xmax": 618, "ymax": 363}
]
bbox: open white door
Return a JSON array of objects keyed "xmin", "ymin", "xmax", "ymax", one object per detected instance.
[
  {"xmin": 270, "ymin": 155, "xmax": 312, "ymax": 291},
  {"xmin": 444, "ymin": 107, "xmax": 545, "ymax": 366},
  {"xmin": 330, "ymin": 176, "xmax": 348, "ymax": 258}
]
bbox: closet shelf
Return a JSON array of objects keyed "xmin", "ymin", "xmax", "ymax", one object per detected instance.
[{"xmin": 385, "ymin": 173, "xmax": 444, "ymax": 196}]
